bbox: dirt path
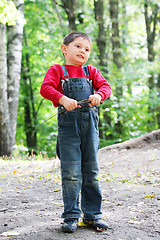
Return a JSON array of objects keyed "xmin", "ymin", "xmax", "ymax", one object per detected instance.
[{"xmin": 0, "ymin": 131, "xmax": 160, "ymax": 239}]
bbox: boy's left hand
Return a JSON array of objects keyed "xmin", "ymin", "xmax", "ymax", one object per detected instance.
[{"xmin": 88, "ymin": 94, "xmax": 101, "ymax": 106}]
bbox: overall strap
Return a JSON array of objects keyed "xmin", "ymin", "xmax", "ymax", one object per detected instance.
[
  {"xmin": 60, "ymin": 65, "xmax": 92, "ymax": 90},
  {"xmin": 82, "ymin": 65, "xmax": 90, "ymax": 77},
  {"xmin": 61, "ymin": 65, "xmax": 69, "ymax": 78},
  {"xmin": 61, "ymin": 65, "xmax": 69, "ymax": 90},
  {"xmin": 83, "ymin": 65, "xmax": 93, "ymax": 88}
]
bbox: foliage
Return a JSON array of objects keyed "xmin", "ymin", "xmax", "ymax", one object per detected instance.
[
  {"xmin": 16, "ymin": 0, "xmax": 160, "ymax": 157},
  {"xmin": 0, "ymin": 0, "xmax": 20, "ymax": 25}
]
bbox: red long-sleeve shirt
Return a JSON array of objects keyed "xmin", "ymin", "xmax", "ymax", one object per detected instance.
[{"xmin": 40, "ymin": 64, "xmax": 111, "ymax": 107}]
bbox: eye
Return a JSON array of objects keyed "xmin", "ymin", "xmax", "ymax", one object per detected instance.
[
  {"xmin": 85, "ymin": 48, "xmax": 89, "ymax": 52},
  {"xmin": 76, "ymin": 44, "xmax": 80, "ymax": 48}
]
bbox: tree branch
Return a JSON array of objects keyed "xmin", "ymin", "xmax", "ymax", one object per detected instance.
[{"xmin": 52, "ymin": 0, "xmax": 64, "ymax": 28}]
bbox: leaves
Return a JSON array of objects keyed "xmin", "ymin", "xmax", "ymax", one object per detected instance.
[
  {"xmin": 15, "ymin": 0, "xmax": 160, "ymax": 157},
  {"xmin": 144, "ymin": 194, "xmax": 155, "ymax": 198},
  {"xmin": 0, "ymin": 0, "xmax": 20, "ymax": 25},
  {"xmin": 13, "ymin": 170, "xmax": 19, "ymax": 174},
  {"xmin": 128, "ymin": 219, "xmax": 144, "ymax": 225},
  {"xmin": 78, "ymin": 221, "xmax": 87, "ymax": 227}
]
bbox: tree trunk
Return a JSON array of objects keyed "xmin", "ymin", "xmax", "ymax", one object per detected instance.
[
  {"xmin": 94, "ymin": 0, "xmax": 112, "ymax": 140},
  {"xmin": 7, "ymin": 0, "xmax": 24, "ymax": 148},
  {"xmin": 157, "ymin": 74, "xmax": 160, "ymax": 128},
  {"xmin": 0, "ymin": 0, "xmax": 24, "ymax": 156},
  {"xmin": 109, "ymin": 0, "xmax": 122, "ymax": 105},
  {"xmin": 144, "ymin": 1, "xmax": 158, "ymax": 89},
  {"xmin": 61, "ymin": 0, "xmax": 77, "ymax": 31},
  {"xmin": 109, "ymin": 0, "xmax": 122, "ymax": 71},
  {"xmin": 144, "ymin": 1, "xmax": 159, "ymax": 129},
  {"xmin": 23, "ymin": 74, "xmax": 37, "ymax": 154},
  {"xmin": 21, "ymin": 29, "xmax": 37, "ymax": 154},
  {"xmin": 94, "ymin": 0, "xmax": 107, "ymax": 68},
  {"xmin": 109, "ymin": 0, "xmax": 123, "ymax": 135},
  {"xmin": 121, "ymin": 0, "xmax": 128, "ymax": 48},
  {"xmin": 121, "ymin": 0, "xmax": 131, "ymax": 93},
  {"xmin": 0, "ymin": 24, "xmax": 11, "ymax": 156}
]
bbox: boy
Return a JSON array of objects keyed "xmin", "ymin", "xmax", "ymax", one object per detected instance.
[{"xmin": 40, "ymin": 32, "xmax": 111, "ymax": 233}]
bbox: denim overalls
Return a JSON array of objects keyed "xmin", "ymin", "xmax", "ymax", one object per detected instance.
[{"xmin": 57, "ymin": 65, "xmax": 102, "ymax": 220}]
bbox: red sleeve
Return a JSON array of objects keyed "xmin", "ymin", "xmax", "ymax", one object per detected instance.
[
  {"xmin": 40, "ymin": 64, "xmax": 64, "ymax": 107},
  {"xmin": 87, "ymin": 65, "xmax": 111, "ymax": 101}
]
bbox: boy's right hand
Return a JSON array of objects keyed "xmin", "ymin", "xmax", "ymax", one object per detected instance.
[{"xmin": 59, "ymin": 96, "xmax": 79, "ymax": 111}]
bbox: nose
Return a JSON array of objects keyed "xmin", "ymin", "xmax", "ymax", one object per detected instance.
[{"xmin": 80, "ymin": 48, "xmax": 85, "ymax": 53}]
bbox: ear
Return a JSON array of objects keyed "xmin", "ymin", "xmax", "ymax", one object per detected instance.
[{"xmin": 61, "ymin": 44, "xmax": 67, "ymax": 55}]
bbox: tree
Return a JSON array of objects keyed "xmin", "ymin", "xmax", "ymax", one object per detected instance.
[
  {"xmin": 109, "ymin": 0, "xmax": 123, "ymax": 135},
  {"xmin": 19, "ymin": 0, "xmax": 65, "ymax": 157},
  {"xmin": 144, "ymin": 0, "xmax": 160, "ymax": 128},
  {"xmin": 157, "ymin": 73, "xmax": 160, "ymax": 128},
  {"xmin": 0, "ymin": 0, "xmax": 24, "ymax": 156},
  {"xmin": 15, "ymin": 0, "xmax": 159, "ymax": 157},
  {"xmin": 53, "ymin": 0, "xmax": 77, "ymax": 31},
  {"xmin": 21, "ymin": 29, "xmax": 38, "ymax": 154},
  {"xmin": 94, "ymin": 0, "xmax": 107, "ymax": 67},
  {"xmin": 93, "ymin": 0, "xmax": 112, "ymax": 140}
]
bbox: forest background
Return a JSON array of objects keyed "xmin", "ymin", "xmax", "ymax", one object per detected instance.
[{"xmin": 0, "ymin": 0, "xmax": 160, "ymax": 158}]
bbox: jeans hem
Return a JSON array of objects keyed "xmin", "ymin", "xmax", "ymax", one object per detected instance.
[
  {"xmin": 83, "ymin": 214, "xmax": 102, "ymax": 220},
  {"xmin": 61, "ymin": 214, "xmax": 81, "ymax": 220}
]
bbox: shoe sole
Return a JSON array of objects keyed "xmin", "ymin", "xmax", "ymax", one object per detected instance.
[
  {"xmin": 83, "ymin": 220, "xmax": 108, "ymax": 232},
  {"xmin": 61, "ymin": 224, "xmax": 78, "ymax": 233}
]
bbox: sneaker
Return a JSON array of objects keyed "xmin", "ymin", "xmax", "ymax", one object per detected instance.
[
  {"xmin": 83, "ymin": 217, "xmax": 108, "ymax": 232},
  {"xmin": 61, "ymin": 219, "xmax": 78, "ymax": 233}
]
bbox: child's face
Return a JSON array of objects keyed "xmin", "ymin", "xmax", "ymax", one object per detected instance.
[{"xmin": 61, "ymin": 37, "xmax": 91, "ymax": 66}]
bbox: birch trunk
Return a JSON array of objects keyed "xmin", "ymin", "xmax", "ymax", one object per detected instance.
[
  {"xmin": 7, "ymin": 0, "xmax": 24, "ymax": 149},
  {"xmin": 0, "ymin": 24, "xmax": 11, "ymax": 156},
  {"xmin": 0, "ymin": 0, "xmax": 24, "ymax": 156}
]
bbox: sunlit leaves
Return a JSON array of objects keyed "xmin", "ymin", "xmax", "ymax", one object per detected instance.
[
  {"xmin": 0, "ymin": 0, "xmax": 20, "ymax": 25},
  {"xmin": 16, "ymin": 0, "xmax": 160, "ymax": 156}
]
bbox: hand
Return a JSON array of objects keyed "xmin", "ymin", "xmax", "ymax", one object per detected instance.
[
  {"xmin": 88, "ymin": 94, "xmax": 101, "ymax": 106},
  {"xmin": 59, "ymin": 96, "xmax": 79, "ymax": 111}
]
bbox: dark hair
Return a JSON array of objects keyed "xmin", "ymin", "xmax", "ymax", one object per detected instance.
[{"xmin": 63, "ymin": 32, "xmax": 92, "ymax": 46}]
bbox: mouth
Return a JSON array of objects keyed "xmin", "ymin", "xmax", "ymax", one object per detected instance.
[{"xmin": 77, "ymin": 55, "xmax": 84, "ymax": 59}]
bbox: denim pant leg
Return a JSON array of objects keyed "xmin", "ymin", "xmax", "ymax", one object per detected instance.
[
  {"xmin": 58, "ymin": 111, "xmax": 82, "ymax": 219},
  {"xmin": 81, "ymin": 109, "xmax": 102, "ymax": 220}
]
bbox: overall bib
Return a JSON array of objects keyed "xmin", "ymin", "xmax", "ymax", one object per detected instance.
[{"xmin": 57, "ymin": 65, "xmax": 102, "ymax": 220}]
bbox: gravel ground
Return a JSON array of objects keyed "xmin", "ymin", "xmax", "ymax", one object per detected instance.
[{"xmin": 0, "ymin": 131, "xmax": 160, "ymax": 240}]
